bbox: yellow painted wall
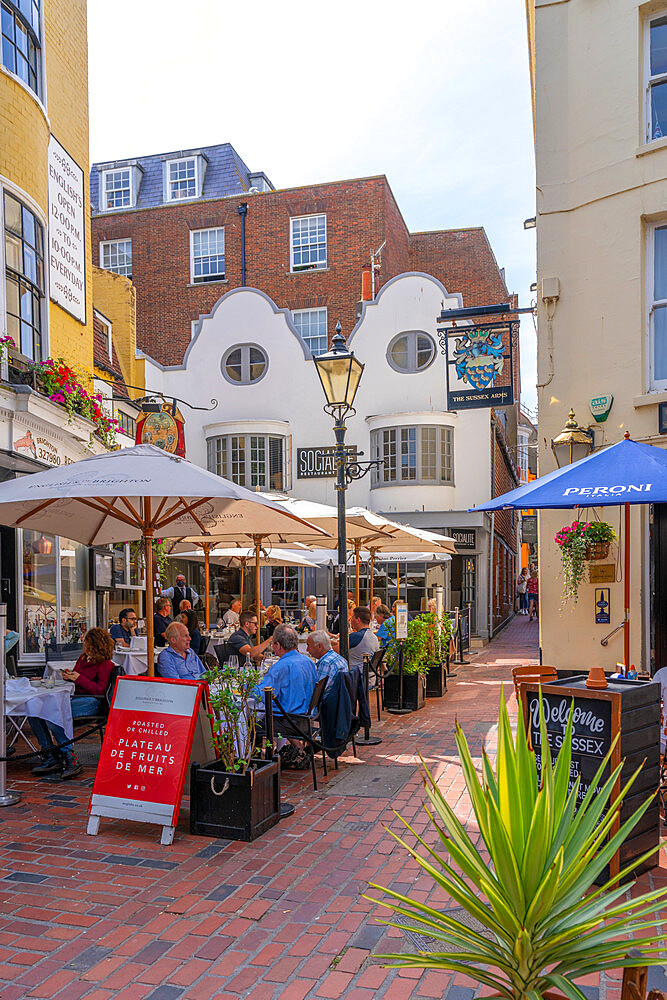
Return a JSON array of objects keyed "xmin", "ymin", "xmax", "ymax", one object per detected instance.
[
  {"xmin": 532, "ymin": 0, "xmax": 667, "ymax": 669},
  {"xmin": 92, "ymin": 265, "xmax": 145, "ymax": 399},
  {"xmin": 1, "ymin": 1, "xmax": 93, "ymax": 377}
]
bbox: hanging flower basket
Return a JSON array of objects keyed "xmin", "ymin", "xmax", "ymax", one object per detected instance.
[
  {"xmin": 585, "ymin": 540, "xmax": 610, "ymax": 561},
  {"xmin": 554, "ymin": 520, "xmax": 617, "ymax": 603}
]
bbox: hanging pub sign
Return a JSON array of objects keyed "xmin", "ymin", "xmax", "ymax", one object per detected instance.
[
  {"xmin": 136, "ymin": 404, "xmax": 185, "ymax": 458},
  {"xmin": 440, "ymin": 321, "xmax": 515, "ymax": 410}
]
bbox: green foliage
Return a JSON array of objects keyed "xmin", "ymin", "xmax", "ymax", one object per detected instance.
[
  {"xmin": 385, "ymin": 612, "xmax": 452, "ymax": 676},
  {"xmin": 367, "ymin": 691, "xmax": 667, "ymax": 999},
  {"xmin": 555, "ymin": 520, "xmax": 617, "ymax": 603},
  {"xmin": 204, "ymin": 657, "xmax": 264, "ymax": 773}
]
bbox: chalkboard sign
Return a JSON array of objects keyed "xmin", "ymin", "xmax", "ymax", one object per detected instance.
[{"xmin": 526, "ymin": 688, "xmax": 612, "ymax": 807}]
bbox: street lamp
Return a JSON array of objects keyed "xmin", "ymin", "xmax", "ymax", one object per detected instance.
[
  {"xmin": 551, "ymin": 409, "xmax": 594, "ymax": 467},
  {"xmin": 313, "ymin": 323, "xmax": 365, "ymax": 660}
]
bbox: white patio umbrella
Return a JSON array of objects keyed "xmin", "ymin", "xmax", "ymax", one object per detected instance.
[
  {"xmin": 0, "ymin": 445, "xmax": 326, "ymax": 673},
  {"xmin": 168, "ymin": 546, "xmax": 319, "ymax": 621}
]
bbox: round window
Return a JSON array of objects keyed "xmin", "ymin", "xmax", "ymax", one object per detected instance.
[
  {"xmin": 221, "ymin": 344, "xmax": 268, "ymax": 385},
  {"xmin": 387, "ymin": 331, "xmax": 436, "ymax": 373}
]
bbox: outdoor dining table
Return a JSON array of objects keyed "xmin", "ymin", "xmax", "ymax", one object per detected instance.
[
  {"xmin": 112, "ymin": 646, "xmax": 156, "ymax": 676},
  {"xmin": 4, "ymin": 675, "xmax": 75, "ymax": 750}
]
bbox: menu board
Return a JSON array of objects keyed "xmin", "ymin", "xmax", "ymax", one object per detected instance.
[{"xmin": 526, "ymin": 688, "xmax": 612, "ymax": 806}]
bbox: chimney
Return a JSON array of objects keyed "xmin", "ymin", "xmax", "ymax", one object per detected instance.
[{"xmin": 361, "ymin": 267, "xmax": 372, "ymax": 301}]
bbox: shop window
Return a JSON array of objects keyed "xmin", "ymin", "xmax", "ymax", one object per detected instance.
[
  {"xmin": 100, "ymin": 239, "xmax": 132, "ymax": 277},
  {"xmin": 292, "ymin": 307, "xmax": 327, "ymax": 355},
  {"xmin": 191, "ymin": 227, "xmax": 225, "ymax": 282},
  {"xmin": 387, "ymin": 332, "xmax": 436, "ymax": 373},
  {"xmin": 1, "ymin": 0, "xmax": 41, "ymax": 99},
  {"xmin": 4, "ymin": 190, "xmax": 44, "ymax": 360},
  {"xmin": 371, "ymin": 425, "xmax": 454, "ymax": 486},
  {"xmin": 271, "ymin": 566, "xmax": 300, "ymax": 612},
  {"xmin": 207, "ymin": 434, "xmax": 287, "ymax": 490},
  {"xmin": 59, "ymin": 537, "xmax": 90, "ymax": 644},
  {"xmin": 290, "ymin": 214, "xmax": 326, "ymax": 272},
  {"xmin": 221, "ymin": 343, "xmax": 268, "ymax": 385}
]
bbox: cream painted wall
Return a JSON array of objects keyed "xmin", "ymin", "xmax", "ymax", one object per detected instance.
[{"xmin": 533, "ymin": 0, "xmax": 667, "ymax": 669}]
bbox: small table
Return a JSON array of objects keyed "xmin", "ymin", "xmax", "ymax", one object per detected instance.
[
  {"xmin": 112, "ymin": 647, "xmax": 156, "ymax": 675},
  {"xmin": 5, "ymin": 676, "xmax": 75, "ymax": 749}
]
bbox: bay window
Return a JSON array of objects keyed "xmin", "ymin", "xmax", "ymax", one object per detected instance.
[
  {"xmin": 371, "ymin": 425, "xmax": 454, "ymax": 486},
  {"xmin": 207, "ymin": 434, "xmax": 288, "ymax": 490}
]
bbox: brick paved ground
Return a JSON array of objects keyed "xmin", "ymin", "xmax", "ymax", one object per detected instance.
[{"xmin": 1, "ymin": 616, "xmax": 665, "ymax": 1000}]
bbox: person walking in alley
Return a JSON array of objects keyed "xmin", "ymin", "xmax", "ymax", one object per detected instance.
[
  {"xmin": 517, "ymin": 566, "xmax": 529, "ymax": 615},
  {"xmin": 527, "ymin": 564, "xmax": 539, "ymax": 621}
]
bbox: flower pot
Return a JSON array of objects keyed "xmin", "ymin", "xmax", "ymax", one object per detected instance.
[
  {"xmin": 384, "ymin": 672, "xmax": 426, "ymax": 712},
  {"xmin": 189, "ymin": 756, "xmax": 280, "ymax": 841},
  {"xmin": 425, "ymin": 660, "xmax": 447, "ymax": 698},
  {"xmin": 585, "ymin": 541, "xmax": 610, "ymax": 561}
]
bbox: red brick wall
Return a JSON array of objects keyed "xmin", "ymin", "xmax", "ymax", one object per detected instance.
[
  {"xmin": 92, "ymin": 175, "xmax": 517, "ymax": 367},
  {"xmin": 492, "ymin": 418, "xmax": 518, "ymax": 552}
]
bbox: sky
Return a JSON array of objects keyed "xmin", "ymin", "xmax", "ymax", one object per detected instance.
[{"xmin": 88, "ymin": 0, "xmax": 537, "ymax": 411}]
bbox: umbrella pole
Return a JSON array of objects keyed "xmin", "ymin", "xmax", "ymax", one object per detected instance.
[
  {"xmin": 203, "ymin": 542, "xmax": 210, "ymax": 630},
  {"xmin": 144, "ymin": 501, "xmax": 155, "ymax": 678},
  {"xmin": 240, "ymin": 559, "xmax": 245, "ymax": 609},
  {"xmin": 254, "ymin": 535, "xmax": 262, "ymax": 621},
  {"xmin": 354, "ymin": 539, "xmax": 361, "ymax": 607},
  {"xmin": 624, "ymin": 502, "xmax": 630, "ymax": 675},
  {"xmin": 369, "ymin": 547, "xmax": 375, "ymax": 609},
  {"xmin": 396, "ymin": 559, "xmax": 400, "ymax": 603}
]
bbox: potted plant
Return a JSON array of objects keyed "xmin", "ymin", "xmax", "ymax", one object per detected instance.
[
  {"xmin": 423, "ymin": 610, "xmax": 453, "ymax": 698},
  {"xmin": 383, "ymin": 614, "xmax": 429, "ymax": 711},
  {"xmin": 555, "ymin": 519, "xmax": 617, "ymax": 602},
  {"xmin": 367, "ymin": 692, "xmax": 667, "ymax": 998},
  {"xmin": 189, "ymin": 657, "xmax": 280, "ymax": 842}
]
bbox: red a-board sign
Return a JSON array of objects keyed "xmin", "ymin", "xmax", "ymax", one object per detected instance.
[{"xmin": 87, "ymin": 676, "xmax": 214, "ymax": 845}]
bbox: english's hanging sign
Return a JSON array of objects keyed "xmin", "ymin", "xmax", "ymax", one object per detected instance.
[
  {"xmin": 136, "ymin": 404, "xmax": 186, "ymax": 457},
  {"xmin": 440, "ymin": 321, "xmax": 515, "ymax": 410}
]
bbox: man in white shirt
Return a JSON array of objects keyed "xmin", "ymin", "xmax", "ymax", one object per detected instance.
[
  {"xmin": 161, "ymin": 574, "xmax": 199, "ymax": 610},
  {"xmin": 223, "ymin": 599, "xmax": 242, "ymax": 628}
]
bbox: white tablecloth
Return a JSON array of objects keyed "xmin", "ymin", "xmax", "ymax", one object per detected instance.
[
  {"xmin": 112, "ymin": 647, "xmax": 156, "ymax": 675},
  {"xmin": 5, "ymin": 677, "xmax": 75, "ymax": 739}
]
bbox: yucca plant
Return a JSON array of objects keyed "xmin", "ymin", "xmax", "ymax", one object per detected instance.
[{"xmin": 367, "ymin": 691, "xmax": 667, "ymax": 1000}]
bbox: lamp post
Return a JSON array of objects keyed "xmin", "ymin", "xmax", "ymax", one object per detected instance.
[
  {"xmin": 551, "ymin": 409, "xmax": 594, "ymax": 468},
  {"xmin": 313, "ymin": 323, "xmax": 365, "ymax": 661}
]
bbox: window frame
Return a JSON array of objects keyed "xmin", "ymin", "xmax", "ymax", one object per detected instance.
[
  {"xmin": 3, "ymin": 187, "xmax": 46, "ymax": 362},
  {"xmin": 207, "ymin": 433, "xmax": 288, "ymax": 490},
  {"xmin": 647, "ymin": 220, "xmax": 667, "ymax": 390},
  {"xmin": 1, "ymin": 0, "xmax": 42, "ymax": 100},
  {"xmin": 116, "ymin": 409, "xmax": 137, "ymax": 440},
  {"xmin": 386, "ymin": 330, "xmax": 437, "ymax": 374},
  {"xmin": 165, "ymin": 156, "xmax": 200, "ymax": 202},
  {"xmin": 645, "ymin": 12, "xmax": 667, "ymax": 143},
  {"xmin": 190, "ymin": 226, "xmax": 225, "ymax": 284},
  {"xmin": 370, "ymin": 424, "xmax": 455, "ymax": 488},
  {"xmin": 101, "ymin": 167, "xmax": 133, "ymax": 211},
  {"xmin": 220, "ymin": 343, "xmax": 269, "ymax": 386},
  {"xmin": 99, "ymin": 238, "xmax": 132, "ymax": 278},
  {"xmin": 292, "ymin": 306, "xmax": 328, "ymax": 355},
  {"xmin": 290, "ymin": 213, "xmax": 327, "ymax": 273}
]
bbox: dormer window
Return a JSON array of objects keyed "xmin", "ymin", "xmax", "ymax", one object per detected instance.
[
  {"xmin": 165, "ymin": 155, "xmax": 206, "ymax": 201},
  {"xmin": 99, "ymin": 164, "xmax": 142, "ymax": 211}
]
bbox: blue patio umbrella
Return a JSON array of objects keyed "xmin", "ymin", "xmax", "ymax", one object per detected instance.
[{"xmin": 470, "ymin": 434, "xmax": 667, "ymax": 671}]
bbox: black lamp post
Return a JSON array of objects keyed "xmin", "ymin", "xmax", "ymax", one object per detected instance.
[{"xmin": 313, "ymin": 323, "xmax": 364, "ymax": 660}]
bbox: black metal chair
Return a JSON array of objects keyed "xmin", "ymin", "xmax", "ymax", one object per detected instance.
[
  {"xmin": 213, "ymin": 642, "xmax": 231, "ymax": 668},
  {"xmin": 272, "ymin": 676, "xmax": 329, "ymax": 791},
  {"xmin": 366, "ymin": 648, "xmax": 387, "ymax": 721},
  {"xmin": 72, "ymin": 663, "xmax": 125, "ymax": 746}
]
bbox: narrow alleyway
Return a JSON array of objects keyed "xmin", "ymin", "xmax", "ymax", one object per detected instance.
[{"xmin": 0, "ymin": 617, "xmax": 664, "ymax": 1000}]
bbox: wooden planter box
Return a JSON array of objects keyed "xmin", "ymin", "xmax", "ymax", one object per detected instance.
[
  {"xmin": 384, "ymin": 672, "xmax": 426, "ymax": 712},
  {"xmin": 189, "ymin": 756, "xmax": 280, "ymax": 842},
  {"xmin": 425, "ymin": 661, "xmax": 447, "ymax": 698}
]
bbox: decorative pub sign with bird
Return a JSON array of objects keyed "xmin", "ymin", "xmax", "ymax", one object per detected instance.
[{"xmin": 441, "ymin": 321, "xmax": 515, "ymax": 410}]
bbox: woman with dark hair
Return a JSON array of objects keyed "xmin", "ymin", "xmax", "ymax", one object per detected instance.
[
  {"xmin": 179, "ymin": 609, "xmax": 203, "ymax": 657},
  {"xmin": 29, "ymin": 627, "xmax": 116, "ymax": 780}
]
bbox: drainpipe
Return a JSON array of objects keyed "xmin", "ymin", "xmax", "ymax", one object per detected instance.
[
  {"xmin": 237, "ymin": 202, "xmax": 248, "ymax": 286},
  {"xmin": 489, "ymin": 415, "xmax": 496, "ymax": 640}
]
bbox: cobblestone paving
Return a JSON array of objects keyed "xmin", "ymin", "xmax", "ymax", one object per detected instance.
[{"xmin": 0, "ymin": 616, "xmax": 665, "ymax": 999}]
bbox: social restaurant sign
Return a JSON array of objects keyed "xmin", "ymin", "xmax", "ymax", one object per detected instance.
[
  {"xmin": 88, "ymin": 676, "xmax": 210, "ymax": 840},
  {"xmin": 296, "ymin": 445, "xmax": 358, "ymax": 479},
  {"xmin": 527, "ymin": 688, "xmax": 612, "ymax": 806},
  {"xmin": 48, "ymin": 135, "xmax": 86, "ymax": 324}
]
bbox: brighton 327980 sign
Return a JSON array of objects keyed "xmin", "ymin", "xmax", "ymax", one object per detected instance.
[{"xmin": 440, "ymin": 321, "xmax": 515, "ymax": 410}]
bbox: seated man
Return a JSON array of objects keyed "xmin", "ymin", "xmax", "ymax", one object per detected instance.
[
  {"xmin": 343, "ymin": 606, "xmax": 379, "ymax": 670},
  {"xmin": 223, "ymin": 599, "xmax": 242, "ymax": 628},
  {"xmin": 252, "ymin": 624, "xmax": 316, "ymax": 714},
  {"xmin": 179, "ymin": 599, "xmax": 192, "ymax": 614},
  {"xmin": 227, "ymin": 610, "xmax": 273, "ymax": 663},
  {"xmin": 306, "ymin": 630, "xmax": 348, "ymax": 692},
  {"xmin": 157, "ymin": 622, "xmax": 205, "ymax": 680},
  {"xmin": 153, "ymin": 597, "xmax": 172, "ymax": 648},
  {"xmin": 110, "ymin": 607, "xmax": 137, "ymax": 648}
]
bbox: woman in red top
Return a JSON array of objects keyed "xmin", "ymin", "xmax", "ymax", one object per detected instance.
[
  {"xmin": 29, "ymin": 628, "xmax": 115, "ymax": 780},
  {"xmin": 527, "ymin": 564, "xmax": 539, "ymax": 622}
]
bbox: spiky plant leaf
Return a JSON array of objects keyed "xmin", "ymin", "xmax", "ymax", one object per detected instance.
[{"xmin": 365, "ymin": 689, "xmax": 667, "ymax": 998}]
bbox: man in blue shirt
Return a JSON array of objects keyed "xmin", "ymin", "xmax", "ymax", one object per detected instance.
[
  {"xmin": 157, "ymin": 622, "xmax": 205, "ymax": 680},
  {"xmin": 252, "ymin": 623, "xmax": 316, "ymax": 714},
  {"xmin": 110, "ymin": 608, "xmax": 137, "ymax": 648},
  {"xmin": 306, "ymin": 631, "xmax": 348, "ymax": 691}
]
